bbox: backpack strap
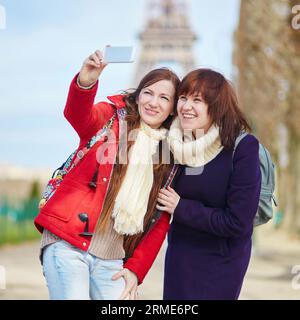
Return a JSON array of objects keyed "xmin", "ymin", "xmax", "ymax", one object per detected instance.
[
  {"xmin": 52, "ymin": 109, "xmax": 117, "ymax": 179},
  {"xmin": 71, "ymin": 110, "xmax": 117, "ymax": 168},
  {"xmin": 40, "ymin": 107, "xmax": 118, "ymax": 208},
  {"xmin": 232, "ymin": 132, "xmax": 248, "ymax": 171},
  {"xmin": 233, "ymin": 132, "xmax": 248, "ymax": 157}
]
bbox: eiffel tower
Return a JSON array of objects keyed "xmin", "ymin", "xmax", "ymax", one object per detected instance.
[{"xmin": 133, "ymin": 0, "xmax": 197, "ymax": 84}]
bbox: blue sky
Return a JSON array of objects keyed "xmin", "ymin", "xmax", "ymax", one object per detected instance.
[{"xmin": 0, "ymin": 0, "xmax": 240, "ymax": 169}]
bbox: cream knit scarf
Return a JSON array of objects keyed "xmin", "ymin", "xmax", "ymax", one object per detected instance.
[
  {"xmin": 112, "ymin": 120, "xmax": 167, "ymax": 235},
  {"xmin": 168, "ymin": 117, "xmax": 224, "ymax": 167}
]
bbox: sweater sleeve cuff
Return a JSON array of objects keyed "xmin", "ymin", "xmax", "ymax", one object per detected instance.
[
  {"xmin": 124, "ymin": 212, "xmax": 171, "ymax": 285},
  {"xmin": 72, "ymin": 73, "xmax": 99, "ymax": 93},
  {"xmin": 63, "ymin": 73, "xmax": 99, "ymax": 119},
  {"xmin": 124, "ymin": 263, "xmax": 144, "ymax": 286}
]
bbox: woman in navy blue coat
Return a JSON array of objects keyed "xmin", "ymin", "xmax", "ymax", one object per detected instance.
[{"xmin": 156, "ymin": 69, "xmax": 261, "ymax": 300}]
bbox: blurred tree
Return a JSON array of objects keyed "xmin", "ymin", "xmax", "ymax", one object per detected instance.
[
  {"xmin": 285, "ymin": 0, "xmax": 300, "ymax": 234},
  {"xmin": 28, "ymin": 180, "xmax": 40, "ymax": 200},
  {"xmin": 234, "ymin": 0, "xmax": 300, "ymax": 234}
]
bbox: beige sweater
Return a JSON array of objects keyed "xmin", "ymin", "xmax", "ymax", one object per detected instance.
[{"xmin": 40, "ymin": 216, "xmax": 125, "ymax": 263}]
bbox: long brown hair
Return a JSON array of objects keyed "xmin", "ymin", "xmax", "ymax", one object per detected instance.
[
  {"xmin": 178, "ymin": 69, "xmax": 251, "ymax": 150},
  {"xmin": 97, "ymin": 68, "xmax": 180, "ymax": 259}
]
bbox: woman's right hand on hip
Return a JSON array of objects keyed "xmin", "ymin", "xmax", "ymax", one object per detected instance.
[{"xmin": 78, "ymin": 50, "xmax": 108, "ymax": 87}]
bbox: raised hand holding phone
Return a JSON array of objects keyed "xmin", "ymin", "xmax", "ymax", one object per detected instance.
[
  {"xmin": 78, "ymin": 49, "xmax": 108, "ymax": 88},
  {"xmin": 78, "ymin": 46, "xmax": 135, "ymax": 88}
]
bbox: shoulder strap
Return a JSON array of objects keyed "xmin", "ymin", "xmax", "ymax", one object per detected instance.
[
  {"xmin": 87, "ymin": 109, "xmax": 117, "ymax": 147},
  {"xmin": 68, "ymin": 110, "xmax": 117, "ymax": 171},
  {"xmin": 231, "ymin": 132, "xmax": 248, "ymax": 171},
  {"xmin": 49, "ymin": 108, "xmax": 117, "ymax": 184},
  {"xmin": 232, "ymin": 132, "xmax": 248, "ymax": 159},
  {"xmin": 163, "ymin": 164, "xmax": 179, "ymax": 188}
]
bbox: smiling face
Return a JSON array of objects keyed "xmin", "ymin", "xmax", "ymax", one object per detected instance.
[
  {"xmin": 137, "ymin": 80, "xmax": 176, "ymax": 129},
  {"xmin": 177, "ymin": 93, "xmax": 212, "ymax": 134}
]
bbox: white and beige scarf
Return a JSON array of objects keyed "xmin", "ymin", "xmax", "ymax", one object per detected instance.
[
  {"xmin": 111, "ymin": 121, "xmax": 167, "ymax": 235},
  {"xmin": 167, "ymin": 117, "xmax": 224, "ymax": 167}
]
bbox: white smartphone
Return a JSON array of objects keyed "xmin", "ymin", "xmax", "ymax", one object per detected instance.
[{"xmin": 103, "ymin": 46, "xmax": 136, "ymax": 63}]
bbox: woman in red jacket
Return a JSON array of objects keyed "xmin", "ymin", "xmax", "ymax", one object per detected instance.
[{"xmin": 35, "ymin": 49, "xmax": 179, "ymax": 300}]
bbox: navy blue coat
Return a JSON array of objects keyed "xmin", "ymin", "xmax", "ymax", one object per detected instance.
[{"xmin": 163, "ymin": 134, "xmax": 261, "ymax": 300}]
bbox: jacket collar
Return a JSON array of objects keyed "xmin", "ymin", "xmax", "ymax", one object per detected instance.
[{"xmin": 107, "ymin": 95, "xmax": 127, "ymax": 109}]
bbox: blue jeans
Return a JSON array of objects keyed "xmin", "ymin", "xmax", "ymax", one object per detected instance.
[{"xmin": 42, "ymin": 240, "xmax": 125, "ymax": 300}]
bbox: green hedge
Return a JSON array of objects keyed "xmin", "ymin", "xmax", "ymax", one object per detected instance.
[{"xmin": 0, "ymin": 198, "xmax": 40, "ymax": 246}]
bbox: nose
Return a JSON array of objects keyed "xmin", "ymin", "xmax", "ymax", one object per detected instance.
[
  {"xmin": 149, "ymin": 96, "xmax": 159, "ymax": 108},
  {"xmin": 182, "ymin": 100, "xmax": 193, "ymax": 112}
]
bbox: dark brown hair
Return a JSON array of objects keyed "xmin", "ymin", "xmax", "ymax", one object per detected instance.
[
  {"xmin": 97, "ymin": 68, "xmax": 180, "ymax": 259},
  {"xmin": 178, "ymin": 68, "xmax": 251, "ymax": 150}
]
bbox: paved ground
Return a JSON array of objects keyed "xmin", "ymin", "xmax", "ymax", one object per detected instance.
[{"xmin": 0, "ymin": 224, "xmax": 300, "ymax": 300}]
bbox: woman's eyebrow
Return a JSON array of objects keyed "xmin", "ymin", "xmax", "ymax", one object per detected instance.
[
  {"xmin": 144, "ymin": 88, "xmax": 171, "ymax": 97},
  {"xmin": 192, "ymin": 94, "xmax": 202, "ymax": 99}
]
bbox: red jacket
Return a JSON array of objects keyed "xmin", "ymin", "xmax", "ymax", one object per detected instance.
[{"xmin": 34, "ymin": 74, "xmax": 171, "ymax": 284}]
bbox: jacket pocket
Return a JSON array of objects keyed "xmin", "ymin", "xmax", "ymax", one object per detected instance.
[{"xmin": 41, "ymin": 179, "xmax": 89, "ymax": 222}]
